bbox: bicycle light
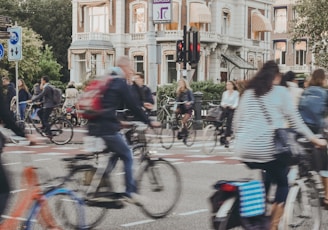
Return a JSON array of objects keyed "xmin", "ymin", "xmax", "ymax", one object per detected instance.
[{"xmin": 220, "ymin": 183, "xmax": 238, "ymax": 192}]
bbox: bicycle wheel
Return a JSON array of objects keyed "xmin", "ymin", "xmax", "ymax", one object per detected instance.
[
  {"xmin": 25, "ymin": 188, "xmax": 85, "ymax": 230},
  {"xmin": 61, "ymin": 167, "xmax": 108, "ymax": 229},
  {"xmin": 160, "ymin": 121, "xmax": 175, "ymax": 150},
  {"xmin": 283, "ymin": 181, "xmax": 321, "ymax": 230},
  {"xmin": 136, "ymin": 159, "xmax": 182, "ymax": 218},
  {"xmin": 49, "ymin": 118, "xmax": 74, "ymax": 145},
  {"xmin": 202, "ymin": 124, "xmax": 218, "ymax": 154},
  {"xmin": 215, "ymin": 198, "xmax": 243, "ymax": 230},
  {"xmin": 183, "ymin": 126, "xmax": 196, "ymax": 147}
]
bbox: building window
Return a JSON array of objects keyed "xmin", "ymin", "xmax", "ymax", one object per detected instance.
[
  {"xmin": 295, "ymin": 40, "xmax": 307, "ymax": 66},
  {"xmin": 132, "ymin": 4, "xmax": 146, "ymax": 33},
  {"xmin": 274, "ymin": 8, "xmax": 287, "ymax": 33},
  {"xmin": 222, "ymin": 10, "xmax": 230, "ymax": 35},
  {"xmin": 134, "ymin": 55, "xmax": 144, "ymax": 73},
  {"xmin": 86, "ymin": 6, "xmax": 109, "ymax": 33},
  {"xmin": 167, "ymin": 55, "xmax": 177, "ymax": 83},
  {"xmin": 274, "ymin": 41, "xmax": 287, "ymax": 65}
]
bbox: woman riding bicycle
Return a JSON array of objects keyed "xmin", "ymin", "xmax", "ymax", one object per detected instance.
[
  {"xmin": 233, "ymin": 61, "xmax": 326, "ymax": 230},
  {"xmin": 174, "ymin": 78, "xmax": 194, "ymax": 139}
]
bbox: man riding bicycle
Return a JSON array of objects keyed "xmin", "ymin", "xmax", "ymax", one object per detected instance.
[{"xmin": 87, "ymin": 56, "xmax": 159, "ymax": 203}]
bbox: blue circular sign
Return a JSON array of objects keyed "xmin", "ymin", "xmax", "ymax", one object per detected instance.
[
  {"xmin": 10, "ymin": 31, "xmax": 19, "ymax": 45},
  {"xmin": 0, "ymin": 44, "xmax": 4, "ymax": 60}
]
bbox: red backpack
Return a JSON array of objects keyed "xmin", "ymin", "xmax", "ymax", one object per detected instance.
[{"xmin": 76, "ymin": 76, "xmax": 113, "ymax": 119}]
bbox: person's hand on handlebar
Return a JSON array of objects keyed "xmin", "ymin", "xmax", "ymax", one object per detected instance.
[
  {"xmin": 150, "ymin": 121, "xmax": 161, "ymax": 128},
  {"xmin": 310, "ymin": 137, "xmax": 327, "ymax": 148}
]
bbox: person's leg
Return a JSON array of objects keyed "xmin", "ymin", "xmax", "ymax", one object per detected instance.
[
  {"xmin": 43, "ymin": 108, "xmax": 53, "ymax": 134},
  {"xmin": 224, "ymin": 109, "xmax": 234, "ymax": 147},
  {"xmin": 0, "ymin": 158, "xmax": 10, "ymax": 218},
  {"xmin": 19, "ymin": 103, "xmax": 27, "ymax": 120},
  {"xmin": 102, "ymin": 133, "xmax": 136, "ymax": 196},
  {"xmin": 37, "ymin": 108, "xmax": 45, "ymax": 128}
]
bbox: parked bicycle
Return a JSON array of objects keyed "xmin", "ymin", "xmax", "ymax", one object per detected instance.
[
  {"xmin": 57, "ymin": 122, "xmax": 182, "ymax": 229},
  {"xmin": 209, "ymin": 136, "xmax": 323, "ymax": 230},
  {"xmin": 24, "ymin": 102, "xmax": 74, "ymax": 145}
]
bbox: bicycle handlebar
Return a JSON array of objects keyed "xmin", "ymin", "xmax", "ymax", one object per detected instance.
[{"xmin": 208, "ymin": 102, "xmax": 220, "ymax": 107}]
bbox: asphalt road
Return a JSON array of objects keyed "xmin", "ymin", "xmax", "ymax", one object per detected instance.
[{"xmin": 1, "ymin": 128, "xmax": 328, "ymax": 229}]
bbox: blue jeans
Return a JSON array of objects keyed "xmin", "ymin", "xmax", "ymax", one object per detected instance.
[
  {"xmin": 102, "ymin": 133, "xmax": 136, "ymax": 196},
  {"xmin": 19, "ymin": 102, "xmax": 27, "ymax": 120}
]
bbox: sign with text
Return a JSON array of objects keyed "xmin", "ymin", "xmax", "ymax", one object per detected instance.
[{"xmin": 153, "ymin": 0, "xmax": 172, "ymax": 24}]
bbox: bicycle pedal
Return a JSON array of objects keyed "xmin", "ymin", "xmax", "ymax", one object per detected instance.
[{"xmin": 86, "ymin": 197, "xmax": 125, "ymax": 209}]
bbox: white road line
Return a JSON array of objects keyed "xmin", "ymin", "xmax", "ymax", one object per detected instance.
[
  {"xmin": 172, "ymin": 162, "xmax": 184, "ymax": 165},
  {"xmin": 33, "ymin": 158, "xmax": 52, "ymax": 162},
  {"xmin": 10, "ymin": 189, "xmax": 26, "ymax": 194},
  {"xmin": 40, "ymin": 152, "xmax": 65, "ymax": 156},
  {"xmin": 185, "ymin": 155, "xmax": 211, "ymax": 158},
  {"xmin": 3, "ymin": 162, "xmax": 21, "ymax": 166},
  {"xmin": 225, "ymin": 156, "xmax": 241, "ymax": 160},
  {"xmin": 27, "ymin": 145, "xmax": 48, "ymax": 148},
  {"xmin": 165, "ymin": 158, "xmax": 183, "ymax": 162},
  {"xmin": 52, "ymin": 147, "xmax": 79, "ymax": 150},
  {"xmin": 4, "ymin": 151, "xmax": 35, "ymax": 154},
  {"xmin": 121, "ymin": 219, "xmax": 155, "ymax": 227},
  {"xmin": 191, "ymin": 160, "xmax": 224, "ymax": 164},
  {"xmin": 178, "ymin": 209, "xmax": 208, "ymax": 216}
]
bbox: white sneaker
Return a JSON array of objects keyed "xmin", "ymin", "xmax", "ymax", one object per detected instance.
[{"xmin": 123, "ymin": 193, "xmax": 147, "ymax": 206}]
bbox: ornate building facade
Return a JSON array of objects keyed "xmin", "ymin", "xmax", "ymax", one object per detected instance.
[{"xmin": 69, "ymin": 0, "xmax": 273, "ymax": 91}]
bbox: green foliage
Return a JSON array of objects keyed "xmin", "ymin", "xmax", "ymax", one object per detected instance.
[
  {"xmin": 157, "ymin": 81, "xmax": 226, "ymax": 105},
  {"xmin": 36, "ymin": 45, "xmax": 62, "ymax": 81},
  {"xmin": 292, "ymin": 0, "xmax": 328, "ymax": 69}
]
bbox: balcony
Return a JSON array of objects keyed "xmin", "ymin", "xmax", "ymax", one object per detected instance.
[{"xmin": 72, "ymin": 32, "xmax": 111, "ymax": 42}]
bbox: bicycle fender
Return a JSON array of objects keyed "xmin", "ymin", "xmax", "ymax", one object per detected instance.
[{"xmin": 215, "ymin": 196, "xmax": 236, "ymax": 218}]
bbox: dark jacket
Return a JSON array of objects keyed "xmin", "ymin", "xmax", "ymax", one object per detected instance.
[
  {"xmin": 18, "ymin": 89, "xmax": 30, "ymax": 102},
  {"xmin": 176, "ymin": 89, "xmax": 194, "ymax": 110},
  {"xmin": 0, "ymin": 82, "xmax": 25, "ymax": 138},
  {"xmin": 3, "ymin": 83, "xmax": 16, "ymax": 110},
  {"xmin": 31, "ymin": 84, "xmax": 55, "ymax": 108},
  {"xmin": 88, "ymin": 77, "xmax": 150, "ymax": 136}
]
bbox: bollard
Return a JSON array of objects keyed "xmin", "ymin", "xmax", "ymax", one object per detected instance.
[{"xmin": 193, "ymin": 91, "xmax": 203, "ymax": 130}]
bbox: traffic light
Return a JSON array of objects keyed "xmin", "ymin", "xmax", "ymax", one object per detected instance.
[
  {"xmin": 188, "ymin": 31, "xmax": 200, "ymax": 64},
  {"xmin": 176, "ymin": 40, "xmax": 184, "ymax": 63}
]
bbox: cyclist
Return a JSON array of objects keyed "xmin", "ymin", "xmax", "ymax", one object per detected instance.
[
  {"xmin": 174, "ymin": 78, "xmax": 194, "ymax": 139},
  {"xmin": 27, "ymin": 76, "xmax": 55, "ymax": 137},
  {"xmin": 87, "ymin": 56, "xmax": 159, "ymax": 203},
  {"xmin": 219, "ymin": 80, "xmax": 239, "ymax": 147},
  {"xmin": 0, "ymin": 80, "xmax": 36, "ymax": 221},
  {"xmin": 233, "ymin": 61, "xmax": 326, "ymax": 229}
]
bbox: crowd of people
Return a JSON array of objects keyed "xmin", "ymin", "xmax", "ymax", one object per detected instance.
[{"xmin": 1, "ymin": 58, "xmax": 328, "ymax": 229}]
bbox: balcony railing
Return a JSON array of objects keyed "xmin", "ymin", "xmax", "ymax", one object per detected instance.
[{"xmin": 72, "ymin": 32, "xmax": 111, "ymax": 42}]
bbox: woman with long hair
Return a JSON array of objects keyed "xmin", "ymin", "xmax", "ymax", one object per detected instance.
[
  {"xmin": 233, "ymin": 60, "xmax": 326, "ymax": 229},
  {"xmin": 220, "ymin": 81, "xmax": 239, "ymax": 147},
  {"xmin": 175, "ymin": 78, "xmax": 194, "ymax": 138},
  {"xmin": 17, "ymin": 79, "xmax": 30, "ymax": 120}
]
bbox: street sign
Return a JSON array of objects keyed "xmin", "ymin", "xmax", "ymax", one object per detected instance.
[
  {"xmin": 0, "ymin": 43, "xmax": 4, "ymax": 60},
  {"xmin": 8, "ymin": 26, "xmax": 22, "ymax": 61},
  {"xmin": 153, "ymin": 0, "xmax": 172, "ymax": 24}
]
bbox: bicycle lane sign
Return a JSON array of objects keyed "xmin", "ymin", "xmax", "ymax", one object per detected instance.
[
  {"xmin": 8, "ymin": 26, "xmax": 22, "ymax": 61},
  {"xmin": 0, "ymin": 43, "xmax": 4, "ymax": 60}
]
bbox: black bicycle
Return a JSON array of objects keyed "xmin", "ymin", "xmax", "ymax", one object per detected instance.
[{"xmin": 58, "ymin": 122, "xmax": 182, "ymax": 229}]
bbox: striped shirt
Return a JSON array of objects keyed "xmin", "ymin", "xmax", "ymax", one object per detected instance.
[{"xmin": 233, "ymin": 85, "xmax": 314, "ymax": 163}]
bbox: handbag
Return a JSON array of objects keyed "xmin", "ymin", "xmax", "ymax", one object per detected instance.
[{"xmin": 259, "ymin": 99, "xmax": 293, "ymax": 165}]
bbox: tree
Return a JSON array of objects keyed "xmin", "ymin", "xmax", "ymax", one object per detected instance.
[
  {"xmin": 292, "ymin": 0, "xmax": 328, "ymax": 69},
  {"xmin": 37, "ymin": 45, "xmax": 62, "ymax": 82}
]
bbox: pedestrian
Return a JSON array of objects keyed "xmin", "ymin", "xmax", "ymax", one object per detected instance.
[
  {"xmin": 280, "ymin": 71, "xmax": 303, "ymax": 106},
  {"xmin": 27, "ymin": 76, "xmax": 55, "ymax": 137},
  {"xmin": 17, "ymin": 79, "xmax": 31, "ymax": 120},
  {"xmin": 0, "ymin": 79, "xmax": 36, "ymax": 221},
  {"xmin": 87, "ymin": 56, "xmax": 160, "ymax": 203},
  {"xmin": 132, "ymin": 72, "xmax": 154, "ymax": 113},
  {"xmin": 175, "ymin": 78, "xmax": 194, "ymax": 139},
  {"xmin": 219, "ymin": 80, "xmax": 239, "ymax": 148},
  {"xmin": 63, "ymin": 81, "xmax": 79, "ymax": 108},
  {"xmin": 2, "ymin": 76, "xmax": 16, "ymax": 113},
  {"xmin": 233, "ymin": 60, "xmax": 326, "ymax": 229}
]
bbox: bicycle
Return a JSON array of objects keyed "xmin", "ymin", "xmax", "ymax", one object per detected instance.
[
  {"xmin": 24, "ymin": 102, "xmax": 74, "ymax": 145},
  {"xmin": 209, "ymin": 137, "xmax": 323, "ymax": 230},
  {"xmin": 202, "ymin": 102, "xmax": 227, "ymax": 154},
  {"xmin": 159, "ymin": 100, "xmax": 196, "ymax": 149},
  {"xmin": 0, "ymin": 137, "xmax": 86, "ymax": 230},
  {"xmin": 58, "ymin": 122, "xmax": 182, "ymax": 229}
]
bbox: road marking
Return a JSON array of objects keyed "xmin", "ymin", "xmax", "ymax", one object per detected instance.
[
  {"xmin": 121, "ymin": 219, "xmax": 155, "ymax": 227},
  {"xmin": 27, "ymin": 145, "xmax": 48, "ymax": 148},
  {"xmin": 3, "ymin": 162, "xmax": 21, "ymax": 166},
  {"xmin": 191, "ymin": 160, "xmax": 224, "ymax": 164},
  {"xmin": 52, "ymin": 147, "xmax": 79, "ymax": 150},
  {"xmin": 186, "ymin": 155, "xmax": 211, "ymax": 158},
  {"xmin": 225, "ymin": 156, "xmax": 241, "ymax": 160},
  {"xmin": 4, "ymin": 150, "xmax": 35, "ymax": 154},
  {"xmin": 172, "ymin": 162, "xmax": 184, "ymax": 165},
  {"xmin": 34, "ymin": 158, "xmax": 52, "ymax": 162},
  {"xmin": 165, "ymin": 158, "xmax": 183, "ymax": 162},
  {"xmin": 10, "ymin": 188, "xmax": 26, "ymax": 194},
  {"xmin": 41, "ymin": 152, "xmax": 66, "ymax": 156},
  {"xmin": 178, "ymin": 209, "xmax": 208, "ymax": 216}
]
